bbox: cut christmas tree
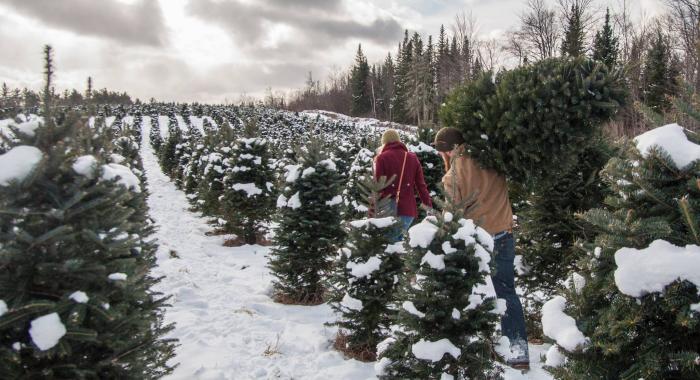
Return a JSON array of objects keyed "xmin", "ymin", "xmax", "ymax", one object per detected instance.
[{"xmin": 439, "ymin": 57, "xmax": 627, "ymax": 187}]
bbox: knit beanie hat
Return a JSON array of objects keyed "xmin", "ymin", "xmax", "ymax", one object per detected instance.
[
  {"xmin": 381, "ymin": 129, "xmax": 401, "ymax": 145},
  {"xmin": 433, "ymin": 127, "xmax": 465, "ymax": 152}
]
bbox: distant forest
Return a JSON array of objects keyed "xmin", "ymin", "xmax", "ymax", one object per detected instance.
[
  {"xmin": 0, "ymin": 76, "xmax": 132, "ymax": 111},
  {"xmin": 286, "ymin": 0, "xmax": 700, "ymax": 136}
]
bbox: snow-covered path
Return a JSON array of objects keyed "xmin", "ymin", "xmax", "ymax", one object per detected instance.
[
  {"xmin": 140, "ymin": 121, "xmax": 375, "ymax": 379},
  {"xmin": 139, "ymin": 120, "xmax": 553, "ymax": 380}
]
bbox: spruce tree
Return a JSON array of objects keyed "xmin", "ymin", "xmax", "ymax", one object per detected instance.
[
  {"xmin": 328, "ymin": 177, "xmax": 402, "ymax": 360},
  {"xmin": 158, "ymin": 115, "xmax": 182, "ymax": 178},
  {"xmin": 592, "ymin": 8, "xmax": 619, "ymax": 69},
  {"xmin": 183, "ymin": 141, "xmax": 206, "ymax": 195},
  {"xmin": 376, "ymin": 203, "xmax": 502, "ymax": 379},
  {"xmin": 351, "ymin": 45, "xmax": 372, "ymax": 116},
  {"xmin": 560, "ymin": 3, "xmax": 586, "ymax": 58},
  {"xmin": 643, "ymin": 30, "xmax": 680, "ymax": 112},
  {"xmin": 221, "ymin": 125, "xmax": 276, "ymax": 244},
  {"xmin": 545, "ymin": 124, "xmax": 700, "ymax": 379},
  {"xmin": 268, "ymin": 141, "xmax": 345, "ymax": 304},
  {"xmin": 410, "ymin": 124, "xmax": 443, "ymax": 198},
  {"xmin": 392, "ymin": 31, "xmax": 412, "ymax": 123},
  {"xmin": 196, "ymin": 143, "xmax": 231, "ymax": 216},
  {"xmin": 517, "ymin": 136, "xmax": 614, "ymax": 337},
  {"xmin": 343, "ymin": 147, "xmax": 376, "ymax": 221},
  {"xmin": 0, "ymin": 49, "xmax": 175, "ymax": 378},
  {"xmin": 148, "ymin": 114, "xmax": 163, "ymax": 153}
]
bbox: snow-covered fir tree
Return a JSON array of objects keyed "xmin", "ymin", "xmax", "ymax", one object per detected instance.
[
  {"xmin": 343, "ymin": 147, "xmax": 376, "ymax": 220},
  {"xmin": 328, "ymin": 176, "xmax": 403, "ymax": 360},
  {"xmin": 0, "ymin": 80, "xmax": 175, "ymax": 377},
  {"xmin": 221, "ymin": 124, "xmax": 276, "ymax": 244},
  {"xmin": 408, "ymin": 137, "xmax": 443, "ymax": 198},
  {"xmin": 269, "ymin": 140, "xmax": 345, "ymax": 304},
  {"xmin": 543, "ymin": 124, "xmax": 700, "ymax": 379},
  {"xmin": 149, "ymin": 113, "xmax": 163, "ymax": 152},
  {"xmin": 196, "ymin": 127, "xmax": 236, "ymax": 216},
  {"xmin": 376, "ymin": 203, "xmax": 503, "ymax": 379},
  {"xmin": 158, "ymin": 113, "xmax": 182, "ymax": 179}
]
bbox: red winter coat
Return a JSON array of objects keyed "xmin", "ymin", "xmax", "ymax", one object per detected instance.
[{"xmin": 374, "ymin": 141, "xmax": 432, "ymax": 218}]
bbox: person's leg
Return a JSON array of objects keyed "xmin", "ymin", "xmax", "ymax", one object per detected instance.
[
  {"xmin": 491, "ymin": 232, "xmax": 529, "ymax": 362},
  {"xmin": 385, "ymin": 200, "xmax": 403, "ymax": 242},
  {"xmin": 399, "ymin": 216, "xmax": 414, "ymax": 241}
]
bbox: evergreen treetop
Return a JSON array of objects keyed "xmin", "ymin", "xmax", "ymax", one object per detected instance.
[
  {"xmin": 560, "ymin": 3, "xmax": 586, "ymax": 58},
  {"xmin": 592, "ymin": 8, "xmax": 619, "ymax": 69}
]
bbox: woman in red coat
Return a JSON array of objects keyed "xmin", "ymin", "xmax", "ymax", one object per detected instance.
[{"xmin": 374, "ymin": 129, "xmax": 433, "ymax": 241}]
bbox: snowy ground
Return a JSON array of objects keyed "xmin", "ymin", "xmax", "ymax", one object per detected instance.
[{"xmin": 140, "ymin": 121, "xmax": 553, "ymax": 380}]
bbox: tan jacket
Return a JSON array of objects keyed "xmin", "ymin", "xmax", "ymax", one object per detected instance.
[{"xmin": 442, "ymin": 145, "xmax": 513, "ymax": 235}]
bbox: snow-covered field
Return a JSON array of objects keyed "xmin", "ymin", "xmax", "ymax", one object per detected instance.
[{"xmin": 140, "ymin": 122, "xmax": 554, "ymax": 379}]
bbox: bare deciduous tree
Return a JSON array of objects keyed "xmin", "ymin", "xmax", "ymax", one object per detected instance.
[
  {"xmin": 519, "ymin": 0, "xmax": 560, "ymax": 60},
  {"xmin": 503, "ymin": 30, "xmax": 529, "ymax": 65},
  {"xmin": 478, "ymin": 38, "xmax": 502, "ymax": 71},
  {"xmin": 664, "ymin": 0, "xmax": 700, "ymax": 89}
]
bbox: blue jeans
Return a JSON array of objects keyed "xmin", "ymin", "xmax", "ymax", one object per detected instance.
[
  {"xmin": 388, "ymin": 200, "xmax": 414, "ymax": 242},
  {"xmin": 395, "ymin": 216, "xmax": 414, "ymax": 242},
  {"xmin": 492, "ymin": 232, "xmax": 529, "ymax": 359}
]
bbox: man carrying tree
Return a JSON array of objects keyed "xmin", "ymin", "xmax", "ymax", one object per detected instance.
[{"xmin": 433, "ymin": 127, "xmax": 530, "ymax": 370}]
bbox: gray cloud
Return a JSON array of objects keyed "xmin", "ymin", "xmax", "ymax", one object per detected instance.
[
  {"xmin": 2, "ymin": 0, "xmax": 166, "ymax": 46},
  {"xmin": 265, "ymin": 0, "xmax": 344, "ymax": 12},
  {"xmin": 187, "ymin": 0, "xmax": 403, "ymax": 54}
]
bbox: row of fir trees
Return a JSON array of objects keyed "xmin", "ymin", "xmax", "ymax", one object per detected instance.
[
  {"xmin": 152, "ymin": 116, "xmax": 508, "ymax": 378},
  {"xmin": 65, "ymin": 53, "xmax": 696, "ymax": 379}
]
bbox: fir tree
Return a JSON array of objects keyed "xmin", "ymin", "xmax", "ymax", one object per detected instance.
[
  {"xmin": 643, "ymin": 30, "xmax": 680, "ymax": 112},
  {"xmin": 410, "ymin": 124, "xmax": 443, "ymax": 198},
  {"xmin": 392, "ymin": 31, "xmax": 412, "ymax": 123},
  {"xmin": 0, "ymin": 48, "xmax": 175, "ymax": 378},
  {"xmin": 328, "ymin": 176, "xmax": 402, "ymax": 361},
  {"xmin": 592, "ymin": 8, "xmax": 619, "ymax": 68},
  {"xmin": 545, "ymin": 125, "xmax": 700, "ymax": 379},
  {"xmin": 149, "ymin": 114, "xmax": 163, "ymax": 152},
  {"xmin": 85, "ymin": 77, "xmax": 93, "ymax": 102},
  {"xmin": 560, "ymin": 3, "xmax": 586, "ymax": 57},
  {"xmin": 269, "ymin": 141, "xmax": 345, "ymax": 304},
  {"xmin": 197, "ymin": 142, "xmax": 232, "ymax": 216},
  {"xmin": 436, "ymin": 25, "xmax": 449, "ymax": 104},
  {"xmin": 221, "ymin": 124, "xmax": 276, "ymax": 244},
  {"xmin": 440, "ymin": 57, "xmax": 627, "ymax": 186},
  {"xmin": 182, "ymin": 141, "xmax": 206, "ymax": 195},
  {"xmin": 343, "ymin": 148, "xmax": 376, "ymax": 221},
  {"xmin": 380, "ymin": 54, "xmax": 395, "ymax": 120},
  {"xmin": 517, "ymin": 136, "xmax": 614, "ymax": 337},
  {"xmin": 189, "ymin": 120, "xmax": 234, "ymax": 215},
  {"xmin": 351, "ymin": 45, "xmax": 372, "ymax": 116},
  {"xmin": 158, "ymin": 120, "xmax": 182, "ymax": 179},
  {"xmin": 376, "ymin": 203, "xmax": 502, "ymax": 379}
]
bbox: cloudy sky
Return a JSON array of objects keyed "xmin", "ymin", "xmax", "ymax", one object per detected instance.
[{"xmin": 0, "ymin": 0, "xmax": 664, "ymax": 103}]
